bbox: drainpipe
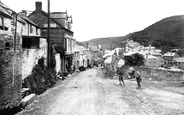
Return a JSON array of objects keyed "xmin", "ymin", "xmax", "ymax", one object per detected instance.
[
  {"xmin": 12, "ymin": 13, "xmax": 19, "ymax": 86},
  {"xmin": 14, "ymin": 13, "xmax": 19, "ymax": 51},
  {"xmin": 47, "ymin": 0, "xmax": 51, "ymax": 68},
  {"xmin": 63, "ymin": 30, "xmax": 65, "ymax": 73}
]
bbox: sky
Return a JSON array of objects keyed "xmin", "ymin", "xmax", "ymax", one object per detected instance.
[{"xmin": 2, "ymin": 0, "xmax": 184, "ymax": 42}]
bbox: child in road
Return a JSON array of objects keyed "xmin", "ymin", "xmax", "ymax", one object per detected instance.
[
  {"xmin": 117, "ymin": 65, "xmax": 125, "ymax": 86},
  {"xmin": 135, "ymin": 71, "xmax": 142, "ymax": 89}
]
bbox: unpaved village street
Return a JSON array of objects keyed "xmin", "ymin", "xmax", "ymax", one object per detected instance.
[{"xmin": 18, "ymin": 68, "xmax": 184, "ymax": 115}]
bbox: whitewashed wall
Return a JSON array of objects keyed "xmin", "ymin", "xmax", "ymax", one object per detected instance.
[
  {"xmin": 22, "ymin": 38, "xmax": 47, "ymax": 79},
  {"xmin": 22, "ymin": 22, "xmax": 28, "ymax": 35},
  {"xmin": 55, "ymin": 54, "xmax": 61, "ymax": 74},
  {"xmin": 16, "ymin": 21, "xmax": 24, "ymax": 34},
  {"xmin": 4, "ymin": 17, "xmax": 12, "ymax": 32}
]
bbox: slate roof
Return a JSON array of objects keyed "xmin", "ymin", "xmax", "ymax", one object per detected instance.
[
  {"xmin": 0, "ymin": 1, "xmax": 12, "ymax": 18},
  {"xmin": 173, "ymin": 57, "xmax": 184, "ymax": 62},
  {"xmin": 88, "ymin": 45, "xmax": 98, "ymax": 51},
  {"xmin": 20, "ymin": 13, "xmax": 39, "ymax": 27},
  {"xmin": 50, "ymin": 12, "xmax": 67, "ymax": 19},
  {"xmin": 50, "ymin": 12, "xmax": 68, "ymax": 27},
  {"xmin": 17, "ymin": 15, "xmax": 26, "ymax": 24},
  {"xmin": 29, "ymin": 10, "xmax": 73, "ymax": 33},
  {"xmin": 163, "ymin": 52, "xmax": 177, "ymax": 57}
]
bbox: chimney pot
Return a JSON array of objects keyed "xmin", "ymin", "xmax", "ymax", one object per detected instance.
[
  {"xmin": 21, "ymin": 10, "xmax": 27, "ymax": 16},
  {"xmin": 36, "ymin": 1, "xmax": 42, "ymax": 11}
]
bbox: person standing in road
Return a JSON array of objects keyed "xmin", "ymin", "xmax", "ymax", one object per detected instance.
[
  {"xmin": 117, "ymin": 65, "xmax": 125, "ymax": 86},
  {"xmin": 135, "ymin": 71, "xmax": 142, "ymax": 89}
]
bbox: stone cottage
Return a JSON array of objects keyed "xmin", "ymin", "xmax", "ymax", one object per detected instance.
[
  {"xmin": 19, "ymin": 11, "xmax": 47, "ymax": 80},
  {"xmin": 0, "ymin": 1, "xmax": 22, "ymax": 110},
  {"xmin": 28, "ymin": 2, "xmax": 75, "ymax": 74}
]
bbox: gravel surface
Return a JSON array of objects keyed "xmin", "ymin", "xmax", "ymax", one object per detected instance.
[{"xmin": 17, "ymin": 68, "xmax": 184, "ymax": 115}]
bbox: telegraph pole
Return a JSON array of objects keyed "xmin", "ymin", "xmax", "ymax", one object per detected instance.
[{"xmin": 47, "ymin": 0, "xmax": 50, "ymax": 68}]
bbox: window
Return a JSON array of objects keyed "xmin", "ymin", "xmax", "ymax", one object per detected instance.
[
  {"xmin": 71, "ymin": 40, "xmax": 73, "ymax": 52},
  {"xmin": 44, "ymin": 23, "xmax": 56, "ymax": 28},
  {"xmin": 36, "ymin": 28, "xmax": 38, "ymax": 35},
  {"xmin": 5, "ymin": 42, "xmax": 11, "ymax": 50},
  {"xmin": 30, "ymin": 25, "xmax": 33, "ymax": 33},
  {"xmin": 0, "ymin": 17, "xmax": 8, "ymax": 30},
  {"xmin": 0, "ymin": 17, "xmax": 3, "ymax": 26},
  {"xmin": 36, "ymin": 28, "xmax": 39, "ymax": 35},
  {"xmin": 67, "ymin": 39, "xmax": 70, "ymax": 52},
  {"xmin": 64, "ymin": 38, "xmax": 67, "ymax": 51},
  {"xmin": 22, "ymin": 37, "xmax": 40, "ymax": 49}
]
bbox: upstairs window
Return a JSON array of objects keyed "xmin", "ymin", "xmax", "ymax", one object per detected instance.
[
  {"xmin": 0, "ymin": 17, "xmax": 8, "ymax": 30},
  {"xmin": 36, "ymin": 27, "xmax": 38, "ymax": 35},
  {"xmin": 30, "ymin": 25, "xmax": 33, "ymax": 33}
]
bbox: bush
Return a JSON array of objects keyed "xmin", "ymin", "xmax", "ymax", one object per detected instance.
[
  {"xmin": 54, "ymin": 45, "xmax": 65, "ymax": 57},
  {"xmin": 124, "ymin": 53, "xmax": 145, "ymax": 66},
  {"xmin": 79, "ymin": 66, "xmax": 86, "ymax": 71}
]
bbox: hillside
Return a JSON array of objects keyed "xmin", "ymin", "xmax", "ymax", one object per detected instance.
[
  {"xmin": 80, "ymin": 15, "xmax": 184, "ymax": 52},
  {"xmin": 80, "ymin": 33, "xmax": 133, "ymax": 50},
  {"xmin": 130, "ymin": 15, "xmax": 184, "ymax": 52}
]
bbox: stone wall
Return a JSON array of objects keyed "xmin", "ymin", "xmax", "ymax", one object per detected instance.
[
  {"xmin": 122, "ymin": 66, "xmax": 184, "ymax": 82},
  {"xmin": 22, "ymin": 58, "xmax": 57, "ymax": 95},
  {"xmin": 0, "ymin": 32, "xmax": 22, "ymax": 110},
  {"xmin": 22, "ymin": 38, "xmax": 47, "ymax": 79}
]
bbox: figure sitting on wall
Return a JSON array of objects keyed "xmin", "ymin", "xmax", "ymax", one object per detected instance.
[
  {"xmin": 128, "ymin": 67, "xmax": 135, "ymax": 79},
  {"xmin": 70, "ymin": 65, "xmax": 74, "ymax": 74}
]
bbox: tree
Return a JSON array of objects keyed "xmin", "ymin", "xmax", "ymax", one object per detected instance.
[
  {"xmin": 177, "ymin": 49, "xmax": 184, "ymax": 57},
  {"xmin": 131, "ymin": 53, "xmax": 145, "ymax": 66},
  {"xmin": 124, "ymin": 53, "xmax": 145, "ymax": 66}
]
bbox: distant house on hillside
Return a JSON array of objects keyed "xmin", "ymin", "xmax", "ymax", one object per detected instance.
[
  {"xmin": 103, "ymin": 48, "xmax": 124, "ymax": 59},
  {"xmin": 88, "ymin": 44, "xmax": 103, "ymax": 66},
  {"xmin": 173, "ymin": 57, "xmax": 184, "ymax": 70},
  {"xmin": 73, "ymin": 44, "xmax": 88, "ymax": 69},
  {"xmin": 163, "ymin": 52, "xmax": 180, "ymax": 68},
  {"xmin": 145, "ymin": 55, "xmax": 164, "ymax": 67}
]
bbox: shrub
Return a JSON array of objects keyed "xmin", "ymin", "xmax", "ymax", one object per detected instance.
[
  {"xmin": 124, "ymin": 53, "xmax": 145, "ymax": 66},
  {"xmin": 79, "ymin": 66, "xmax": 86, "ymax": 71}
]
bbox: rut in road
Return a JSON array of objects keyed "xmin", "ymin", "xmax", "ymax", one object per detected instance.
[{"xmin": 18, "ymin": 68, "xmax": 184, "ymax": 115}]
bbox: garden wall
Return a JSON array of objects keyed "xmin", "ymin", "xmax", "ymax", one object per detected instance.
[
  {"xmin": 0, "ymin": 32, "xmax": 22, "ymax": 110},
  {"xmin": 22, "ymin": 38, "xmax": 47, "ymax": 79},
  {"xmin": 123, "ymin": 66, "xmax": 184, "ymax": 82}
]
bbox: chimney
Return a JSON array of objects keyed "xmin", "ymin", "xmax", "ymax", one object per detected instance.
[
  {"xmin": 21, "ymin": 10, "xmax": 27, "ymax": 16},
  {"xmin": 36, "ymin": 1, "xmax": 42, "ymax": 11}
]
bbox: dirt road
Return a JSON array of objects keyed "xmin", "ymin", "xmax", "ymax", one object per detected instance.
[{"xmin": 18, "ymin": 68, "xmax": 184, "ymax": 115}]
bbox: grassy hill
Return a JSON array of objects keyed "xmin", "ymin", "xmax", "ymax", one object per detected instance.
[
  {"xmin": 80, "ymin": 15, "xmax": 184, "ymax": 52},
  {"xmin": 130, "ymin": 15, "xmax": 184, "ymax": 52},
  {"xmin": 80, "ymin": 33, "xmax": 133, "ymax": 50}
]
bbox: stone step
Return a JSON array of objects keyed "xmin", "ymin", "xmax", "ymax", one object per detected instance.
[{"xmin": 21, "ymin": 94, "xmax": 36, "ymax": 108}]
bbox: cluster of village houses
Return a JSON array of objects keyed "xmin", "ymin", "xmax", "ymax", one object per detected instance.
[
  {"xmin": 103, "ymin": 39, "xmax": 184, "ymax": 70},
  {"xmin": 0, "ymin": 1, "xmax": 103, "ymax": 110}
]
